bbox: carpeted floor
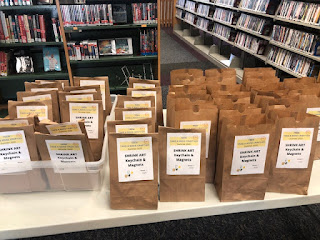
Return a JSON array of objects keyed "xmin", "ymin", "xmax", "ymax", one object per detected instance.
[{"xmin": 27, "ymin": 28, "xmax": 320, "ymax": 240}]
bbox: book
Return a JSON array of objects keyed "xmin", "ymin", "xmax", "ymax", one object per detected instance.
[
  {"xmin": 98, "ymin": 39, "xmax": 116, "ymax": 55},
  {"xmin": 43, "ymin": 47, "xmax": 61, "ymax": 72},
  {"xmin": 115, "ymin": 38, "xmax": 133, "ymax": 55}
]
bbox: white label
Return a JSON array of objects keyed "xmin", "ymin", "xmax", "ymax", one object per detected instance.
[
  {"xmin": 115, "ymin": 124, "xmax": 148, "ymax": 134},
  {"xmin": 306, "ymin": 108, "xmax": 320, "ymax": 141},
  {"xmin": 122, "ymin": 110, "xmax": 152, "ymax": 121},
  {"xmin": 69, "ymin": 103, "xmax": 99, "ymax": 139},
  {"xmin": 131, "ymin": 90, "xmax": 157, "ymax": 115},
  {"xmin": 22, "ymin": 94, "xmax": 52, "ymax": 102},
  {"xmin": 0, "ymin": 120, "xmax": 29, "ymax": 128},
  {"xmin": 65, "ymin": 94, "xmax": 94, "ymax": 101},
  {"xmin": 30, "ymin": 88, "xmax": 58, "ymax": 92},
  {"xmin": 0, "ymin": 130, "xmax": 32, "ymax": 174},
  {"xmin": 16, "ymin": 105, "xmax": 48, "ymax": 121},
  {"xmin": 167, "ymin": 132, "xmax": 201, "ymax": 175},
  {"xmin": 70, "ymin": 89, "xmax": 97, "ymax": 93},
  {"xmin": 46, "ymin": 122, "xmax": 82, "ymax": 135},
  {"xmin": 276, "ymin": 128, "xmax": 313, "ymax": 169},
  {"xmin": 46, "ymin": 139, "xmax": 87, "ymax": 173},
  {"xmin": 116, "ymin": 137, "xmax": 154, "ymax": 182},
  {"xmin": 133, "ymin": 83, "xmax": 156, "ymax": 89},
  {"xmin": 180, "ymin": 121, "xmax": 211, "ymax": 158},
  {"xmin": 231, "ymin": 134, "xmax": 270, "ymax": 175},
  {"xmin": 80, "ymin": 80, "xmax": 106, "ymax": 110},
  {"xmin": 123, "ymin": 100, "xmax": 152, "ymax": 109}
]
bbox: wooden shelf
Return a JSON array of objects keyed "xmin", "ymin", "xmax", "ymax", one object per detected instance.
[
  {"xmin": 0, "ymin": 42, "xmax": 63, "ymax": 47},
  {"xmin": 269, "ymin": 40, "xmax": 320, "ymax": 62},
  {"xmin": 70, "ymin": 55, "xmax": 158, "ymax": 65},
  {"xmin": 0, "ymin": 72, "xmax": 69, "ymax": 81},
  {"xmin": 64, "ymin": 23, "xmax": 157, "ymax": 33},
  {"xmin": 0, "ymin": 5, "xmax": 56, "ymax": 10}
]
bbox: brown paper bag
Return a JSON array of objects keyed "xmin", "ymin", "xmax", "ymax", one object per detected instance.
[
  {"xmin": 267, "ymin": 111, "xmax": 319, "ymax": 195},
  {"xmin": 107, "ymin": 118, "xmax": 155, "ymax": 134},
  {"xmin": 159, "ymin": 127, "xmax": 206, "ymax": 202},
  {"xmin": 116, "ymin": 96, "xmax": 155, "ymax": 109},
  {"xmin": 58, "ymin": 91, "xmax": 102, "ymax": 107},
  {"xmin": 24, "ymin": 82, "xmax": 62, "ymax": 92},
  {"xmin": 73, "ymin": 76, "xmax": 112, "ymax": 115},
  {"xmin": 0, "ymin": 118, "xmax": 34, "ymax": 128},
  {"xmin": 127, "ymin": 87, "xmax": 163, "ymax": 126},
  {"xmin": 215, "ymin": 114, "xmax": 276, "ymax": 201},
  {"xmin": 17, "ymin": 90, "xmax": 60, "ymax": 123},
  {"xmin": 64, "ymin": 85, "xmax": 101, "ymax": 93},
  {"xmin": 170, "ymin": 69, "xmax": 203, "ymax": 83},
  {"xmin": 173, "ymin": 102, "xmax": 218, "ymax": 183},
  {"xmin": 108, "ymin": 133, "xmax": 158, "ymax": 209},
  {"xmin": 8, "ymin": 100, "xmax": 54, "ymax": 121},
  {"xmin": 35, "ymin": 80, "xmax": 70, "ymax": 90},
  {"xmin": 60, "ymin": 100, "xmax": 104, "ymax": 161},
  {"xmin": 128, "ymin": 77, "xmax": 160, "ymax": 89}
]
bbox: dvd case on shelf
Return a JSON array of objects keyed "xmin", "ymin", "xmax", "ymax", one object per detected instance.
[
  {"xmin": 197, "ymin": 4, "xmax": 210, "ymax": 17},
  {"xmin": 215, "ymin": 0, "xmax": 236, "ymax": 7},
  {"xmin": 184, "ymin": 12, "xmax": 195, "ymax": 24},
  {"xmin": 237, "ymin": 13, "xmax": 272, "ymax": 35},
  {"xmin": 140, "ymin": 28, "xmax": 157, "ymax": 56},
  {"xmin": 277, "ymin": 0, "xmax": 320, "ymax": 25},
  {"xmin": 132, "ymin": 3, "xmax": 157, "ymax": 24},
  {"xmin": 213, "ymin": 8, "xmax": 235, "ymax": 24},
  {"xmin": 67, "ymin": 40, "xmax": 99, "ymax": 61},
  {"xmin": 213, "ymin": 23, "xmax": 232, "ymax": 40},
  {"xmin": 60, "ymin": 4, "xmax": 113, "ymax": 27},
  {"xmin": 177, "ymin": 0, "xmax": 186, "ymax": 8},
  {"xmin": 185, "ymin": 0, "xmax": 196, "ymax": 12},
  {"xmin": 241, "ymin": 0, "xmax": 271, "ymax": 13},
  {"xmin": 271, "ymin": 25, "xmax": 319, "ymax": 55},
  {"xmin": 196, "ymin": 17, "xmax": 209, "ymax": 30},
  {"xmin": 0, "ymin": 0, "xmax": 32, "ymax": 6},
  {"xmin": 267, "ymin": 46, "xmax": 318, "ymax": 76},
  {"xmin": 235, "ymin": 32, "xmax": 268, "ymax": 54}
]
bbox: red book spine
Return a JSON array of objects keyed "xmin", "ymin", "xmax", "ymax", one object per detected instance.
[
  {"xmin": 18, "ymin": 15, "xmax": 27, "ymax": 43},
  {"xmin": 0, "ymin": 19, "xmax": 4, "ymax": 42},
  {"xmin": 38, "ymin": 15, "xmax": 46, "ymax": 42}
]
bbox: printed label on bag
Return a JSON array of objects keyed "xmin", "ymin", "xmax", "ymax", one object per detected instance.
[
  {"xmin": 115, "ymin": 124, "xmax": 148, "ymax": 134},
  {"xmin": 117, "ymin": 137, "xmax": 154, "ymax": 182},
  {"xmin": 65, "ymin": 94, "xmax": 94, "ymax": 101},
  {"xmin": 276, "ymin": 128, "xmax": 313, "ymax": 169},
  {"xmin": 122, "ymin": 110, "xmax": 152, "ymax": 121},
  {"xmin": 306, "ymin": 108, "xmax": 320, "ymax": 141},
  {"xmin": 46, "ymin": 123, "xmax": 82, "ymax": 135},
  {"xmin": 80, "ymin": 80, "xmax": 106, "ymax": 110},
  {"xmin": 0, "ymin": 130, "xmax": 32, "ymax": 174},
  {"xmin": 70, "ymin": 89, "xmax": 97, "ymax": 93},
  {"xmin": 30, "ymin": 88, "xmax": 58, "ymax": 92},
  {"xmin": 46, "ymin": 140, "xmax": 86, "ymax": 173},
  {"xmin": 124, "ymin": 100, "xmax": 151, "ymax": 109},
  {"xmin": 0, "ymin": 120, "xmax": 29, "ymax": 128},
  {"xmin": 22, "ymin": 94, "xmax": 52, "ymax": 102},
  {"xmin": 16, "ymin": 105, "xmax": 48, "ymax": 121},
  {"xmin": 180, "ymin": 121, "xmax": 211, "ymax": 158},
  {"xmin": 133, "ymin": 83, "xmax": 156, "ymax": 89},
  {"xmin": 231, "ymin": 134, "xmax": 270, "ymax": 175},
  {"xmin": 167, "ymin": 132, "xmax": 201, "ymax": 175},
  {"xmin": 69, "ymin": 103, "xmax": 99, "ymax": 139}
]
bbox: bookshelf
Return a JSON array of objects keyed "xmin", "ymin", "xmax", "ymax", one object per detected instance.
[{"xmin": 173, "ymin": 0, "xmax": 320, "ymax": 81}]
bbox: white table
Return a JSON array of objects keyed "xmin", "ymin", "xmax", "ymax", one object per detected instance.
[{"xmin": 1, "ymin": 109, "xmax": 320, "ymax": 239}]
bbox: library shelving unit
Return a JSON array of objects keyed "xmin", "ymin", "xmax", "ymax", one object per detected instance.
[
  {"xmin": 173, "ymin": 0, "xmax": 320, "ymax": 82},
  {"xmin": 0, "ymin": 0, "xmax": 160, "ymax": 101},
  {"xmin": 0, "ymin": 4, "xmax": 69, "ymax": 100},
  {"xmin": 59, "ymin": 0, "xmax": 160, "ymax": 92}
]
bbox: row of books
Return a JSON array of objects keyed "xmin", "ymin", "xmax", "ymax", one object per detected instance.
[
  {"xmin": 140, "ymin": 29, "xmax": 157, "ymax": 56},
  {"xmin": 184, "ymin": 12, "xmax": 195, "ymax": 23},
  {"xmin": 215, "ymin": 0, "xmax": 236, "ymax": 7},
  {"xmin": 196, "ymin": 17, "xmax": 209, "ymax": 30},
  {"xmin": 176, "ymin": 9, "xmax": 183, "ymax": 18},
  {"xmin": 267, "ymin": 46, "xmax": 316, "ymax": 76},
  {"xmin": 185, "ymin": 0, "xmax": 196, "ymax": 12},
  {"xmin": 213, "ymin": 23, "xmax": 231, "ymax": 40},
  {"xmin": 197, "ymin": 4, "xmax": 210, "ymax": 17},
  {"xmin": 213, "ymin": 7, "xmax": 234, "ymax": 24},
  {"xmin": 67, "ymin": 40, "xmax": 99, "ymax": 61},
  {"xmin": 240, "ymin": 0, "xmax": 271, "ymax": 13},
  {"xmin": 0, "ymin": 0, "xmax": 32, "ymax": 6},
  {"xmin": 132, "ymin": 3, "xmax": 158, "ymax": 24},
  {"xmin": 177, "ymin": 0, "xmax": 186, "ymax": 8},
  {"xmin": 237, "ymin": 13, "xmax": 271, "ymax": 35},
  {"xmin": 235, "ymin": 32, "xmax": 268, "ymax": 54},
  {"xmin": 0, "ymin": 11, "xmax": 55, "ymax": 43},
  {"xmin": 277, "ymin": 0, "xmax": 320, "ymax": 25},
  {"xmin": 60, "ymin": 4, "xmax": 113, "ymax": 26},
  {"xmin": 271, "ymin": 25, "xmax": 319, "ymax": 55}
]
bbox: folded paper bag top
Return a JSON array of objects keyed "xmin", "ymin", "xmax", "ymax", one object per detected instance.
[{"xmin": 108, "ymin": 133, "xmax": 158, "ymax": 210}]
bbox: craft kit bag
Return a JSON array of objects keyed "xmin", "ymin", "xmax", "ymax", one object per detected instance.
[
  {"xmin": 116, "ymin": 96, "xmax": 155, "ymax": 109},
  {"xmin": 128, "ymin": 77, "xmax": 160, "ymax": 89},
  {"xmin": 107, "ymin": 118, "xmax": 155, "ymax": 134}
]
